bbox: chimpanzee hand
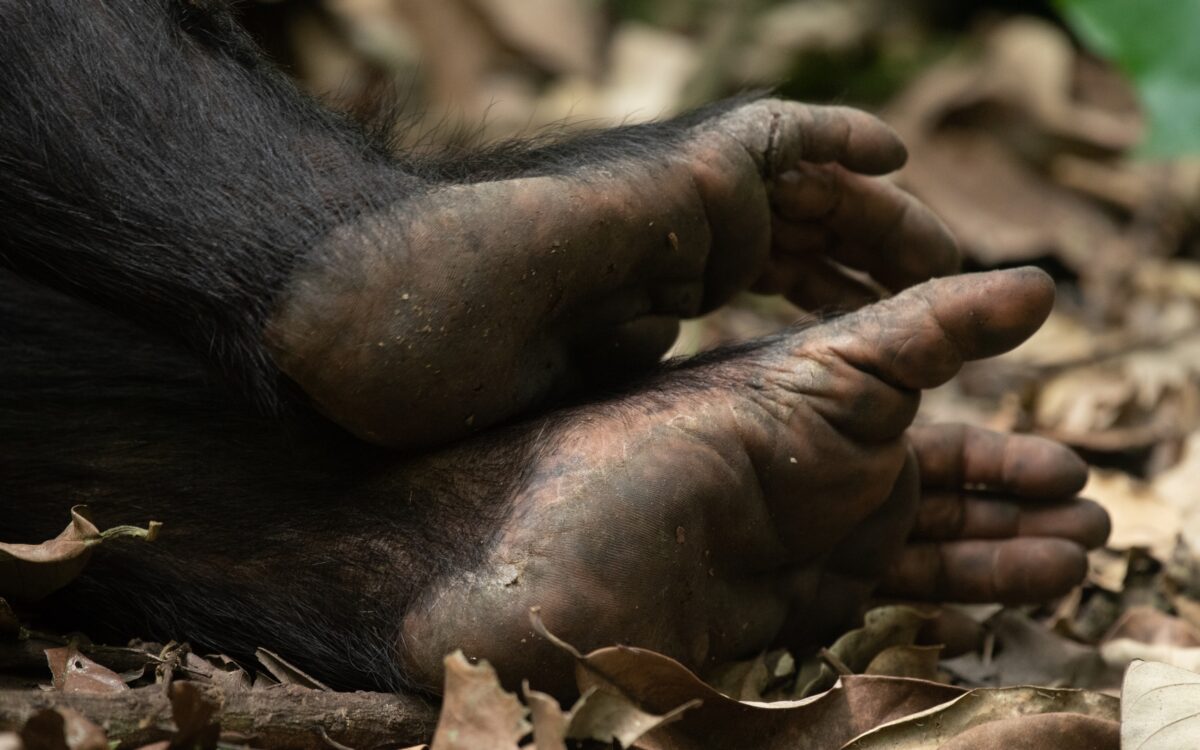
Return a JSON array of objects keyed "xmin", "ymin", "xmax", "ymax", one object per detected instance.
[
  {"xmin": 267, "ymin": 100, "xmax": 958, "ymax": 449},
  {"xmin": 394, "ymin": 268, "xmax": 1106, "ymax": 695}
]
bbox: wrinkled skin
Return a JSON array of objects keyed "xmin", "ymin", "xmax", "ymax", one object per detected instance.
[
  {"xmin": 395, "ymin": 269, "xmax": 1109, "ymax": 695},
  {"xmin": 268, "ymin": 100, "xmax": 959, "ymax": 449}
]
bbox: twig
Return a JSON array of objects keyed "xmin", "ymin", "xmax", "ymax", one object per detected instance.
[{"xmin": 0, "ymin": 683, "xmax": 438, "ymax": 750}]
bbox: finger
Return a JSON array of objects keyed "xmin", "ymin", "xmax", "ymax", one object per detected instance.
[
  {"xmin": 772, "ymin": 165, "xmax": 961, "ymax": 291},
  {"xmin": 815, "ymin": 268, "xmax": 1056, "ymax": 391},
  {"xmin": 912, "ymin": 494, "xmax": 1111, "ymax": 548},
  {"xmin": 713, "ymin": 100, "xmax": 908, "ymax": 176},
  {"xmin": 1018, "ymin": 499, "xmax": 1110, "ymax": 548},
  {"xmin": 879, "ymin": 537, "xmax": 1087, "ymax": 604},
  {"xmin": 781, "ymin": 103, "xmax": 908, "ymax": 175},
  {"xmin": 750, "ymin": 252, "xmax": 881, "ymax": 311},
  {"xmin": 908, "ymin": 424, "xmax": 1089, "ymax": 498}
]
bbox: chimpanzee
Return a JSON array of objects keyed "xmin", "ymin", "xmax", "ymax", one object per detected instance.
[{"xmin": 0, "ymin": 0, "xmax": 1109, "ymax": 696}]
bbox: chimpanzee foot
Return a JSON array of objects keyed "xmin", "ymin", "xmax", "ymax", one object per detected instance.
[
  {"xmin": 267, "ymin": 100, "xmax": 959, "ymax": 449},
  {"xmin": 395, "ymin": 268, "xmax": 1108, "ymax": 695}
]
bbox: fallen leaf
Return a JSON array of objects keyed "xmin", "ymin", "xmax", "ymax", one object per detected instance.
[
  {"xmin": 1173, "ymin": 595, "xmax": 1200, "ymax": 632},
  {"xmin": 255, "ymin": 648, "xmax": 331, "ymax": 691},
  {"xmin": 842, "ymin": 685, "xmax": 1119, "ymax": 749},
  {"xmin": 44, "ymin": 646, "xmax": 129, "ymax": 695},
  {"xmin": 521, "ymin": 680, "xmax": 692, "ymax": 749},
  {"xmin": 430, "ymin": 651, "xmax": 529, "ymax": 750},
  {"xmin": 0, "ymin": 507, "xmax": 160, "ymax": 602},
  {"xmin": 934, "ymin": 712, "xmax": 1118, "ymax": 749},
  {"xmin": 168, "ymin": 682, "xmax": 220, "ymax": 750},
  {"xmin": 940, "ymin": 609, "xmax": 1113, "ymax": 689},
  {"xmin": 567, "ymin": 688, "xmax": 693, "ymax": 748},
  {"xmin": 1101, "ymin": 638, "xmax": 1200, "ymax": 672},
  {"xmin": 1083, "ymin": 470, "xmax": 1181, "ymax": 560},
  {"xmin": 798, "ymin": 606, "xmax": 934, "ymax": 697},
  {"xmin": 18, "ymin": 709, "xmax": 107, "ymax": 750},
  {"xmin": 1089, "ymin": 549, "xmax": 1130, "ymax": 593},
  {"xmin": 183, "ymin": 654, "xmax": 252, "ymax": 693},
  {"xmin": 522, "ymin": 683, "xmax": 569, "ymax": 750},
  {"xmin": 532, "ymin": 610, "xmax": 962, "ymax": 750},
  {"xmin": 864, "ymin": 645, "xmax": 942, "ymax": 682},
  {"xmin": 1104, "ymin": 605, "xmax": 1200, "ymax": 647},
  {"xmin": 706, "ymin": 649, "xmax": 794, "ymax": 702},
  {"xmin": 1121, "ymin": 659, "xmax": 1200, "ymax": 749},
  {"xmin": 470, "ymin": 0, "xmax": 601, "ymax": 76}
]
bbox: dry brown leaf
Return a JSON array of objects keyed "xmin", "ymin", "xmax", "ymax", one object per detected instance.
[
  {"xmin": 1036, "ymin": 368, "xmax": 1136, "ymax": 435},
  {"xmin": 1122, "ymin": 659, "xmax": 1200, "ymax": 749},
  {"xmin": 528, "ymin": 609, "xmax": 962, "ymax": 750},
  {"xmin": 737, "ymin": 0, "xmax": 882, "ymax": 83},
  {"xmin": 567, "ymin": 688, "xmax": 694, "ymax": 748},
  {"xmin": 1173, "ymin": 595, "xmax": 1200, "ymax": 632},
  {"xmin": 577, "ymin": 649, "xmax": 958, "ymax": 749},
  {"xmin": 705, "ymin": 649, "xmax": 794, "ymax": 702},
  {"xmin": 934, "ymin": 713, "xmax": 1119, "ymax": 750},
  {"xmin": 1083, "ymin": 470, "xmax": 1181, "ymax": 560},
  {"xmin": 940, "ymin": 609, "xmax": 1113, "ymax": 690},
  {"xmin": 183, "ymin": 654, "xmax": 252, "ymax": 693},
  {"xmin": 469, "ymin": 0, "xmax": 601, "ymax": 76},
  {"xmin": 885, "ymin": 17, "xmax": 1150, "ymax": 287},
  {"xmin": 842, "ymin": 685, "xmax": 1119, "ymax": 749},
  {"xmin": 798, "ymin": 606, "xmax": 934, "ymax": 697},
  {"xmin": 254, "ymin": 648, "xmax": 331, "ymax": 691},
  {"xmin": 167, "ymin": 682, "xmax": 220, "ymax": 750},
  {"xmin": 1104, "ymin": 605, "xmax": 1200, "ymax": 647},
  {"xmin": 1155, "ymin": 431, "xmax": 1200, "ymax": 549},
  {"xmin": 17, "ymin": 708, "xmax": 108, "ymax": 750},
  {"xmin": 522, "ymin": 683, "xmax": 568, "ymax": 750},
  {"xmin": 1001, "ymin": 311, "xmax": 1100, "ymax": 368},
  {"xmin": 430, "ymin": 651, "xmax": 529, "ymax": 750},
  {"xmin": 45, "ymin": 646, "xmax": 129, "ymax": 695},
  {"xmin": 519, "ymin": 682, "xmax": 690, "ymax": 750},
  {"xmin": 0, "ymin": 507, "xmax": 160, "ymax": 602},
  {"xmin": 1089, "ymin": 549, "xmax": 1130, "ymax": 593},
  {"xmin": 864, "ymin": 645, "xmax": 942, "ymax": 682},
  {"xmin": 1101, "ymin": 638, "xmax": 1200, "ymax": 672}
]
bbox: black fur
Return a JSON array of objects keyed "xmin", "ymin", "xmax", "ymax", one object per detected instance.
[
  {"xmin": 0, "ymin": 270, "xmax": 538, "ymax": 690},
  {"xmin": 0, "ymin": 0, "xmax": 762, "ymax": 690},
  {"xmin": 0, "ymin": 0, "xmax": 750, "ymax": 414}
]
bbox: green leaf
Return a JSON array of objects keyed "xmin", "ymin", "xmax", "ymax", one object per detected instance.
[{"xmin": 1057, "ymin": 0, "xmax": 1200, "ymax": 157}]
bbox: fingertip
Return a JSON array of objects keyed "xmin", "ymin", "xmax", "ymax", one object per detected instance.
[
  {"xmin": 1001, "ymin": 433, "xmax": 1090, "ymax": 498},
  {"xmin": 838, "ymin": 109, "xmax": 908, "ymax": 175},
  {"xmin": 790, "ymin": 103, "xmax": 908, "ymax": 175},
  {"xmin": 1077, "ymin": 498, "xmax": 1112, "ymax": 550},
  {"xmin": 924, "ymin": 266, "xmax": 1057, "ymax": 362},
  {"xmin": 1053, "ymin": 444, "xmax": 1090, "ymax": 495},
  {"xmin": 996, "ymin": 537, "xmax": 1087, "ymax": 603}
]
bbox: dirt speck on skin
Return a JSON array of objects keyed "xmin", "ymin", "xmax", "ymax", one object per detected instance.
[{"xmin": 676, "ymin": 526, "xmax": 686, "ymax": 544}]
